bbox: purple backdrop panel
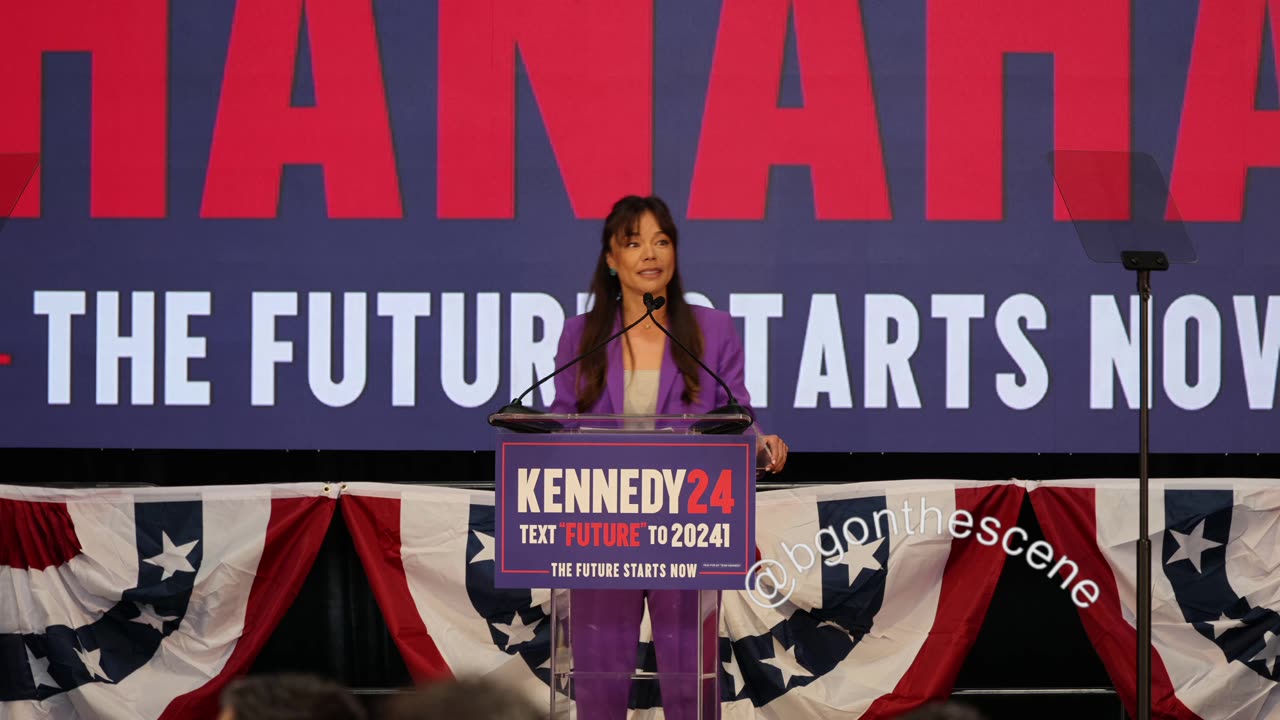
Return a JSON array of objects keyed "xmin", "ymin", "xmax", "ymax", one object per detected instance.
[
  {"xmin": 495, "ymin": 434, "xmax": 755, "ymax": 589},
  {"xmin": 1, "ymin": 0, "xmax": 1277, "ymax": 452}
]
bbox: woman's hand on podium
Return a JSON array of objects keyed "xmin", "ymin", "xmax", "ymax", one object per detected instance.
[{"xmin": 759, "ymin": 434, "xmax": 788, "ymax": 473}]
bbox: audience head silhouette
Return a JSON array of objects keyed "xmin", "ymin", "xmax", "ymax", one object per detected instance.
[
  {"xmin": 379, "ymin": 677, "xmax": 544, "ymax": 720},
  {"xmin": 216, "ymin": 673, "xmax": 366, "ymax": 720}
]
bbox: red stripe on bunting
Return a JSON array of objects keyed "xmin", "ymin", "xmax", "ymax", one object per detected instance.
[
  {"xmin": 861, "ymin": 482, "xmax": 1027, "ymax": 719},
  {"xmin": 1029, "ymin": 486, "xmax": 1200, "ymax": 720},
  {"xmin": 159, "ymin": 494, "xmax": 337, "ymax": 720},
  {"xmin": 0, "ymin": 498, "xmax": 81, "ymax": 571},
  {"xmin": 341, "ymin": 493, "xmax": 453, "ymax": 681}
]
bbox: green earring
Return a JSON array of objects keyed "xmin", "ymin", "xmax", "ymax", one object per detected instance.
[{"xmin": 608, "ymin": 267, "xmax": 617, "ymax": 276}]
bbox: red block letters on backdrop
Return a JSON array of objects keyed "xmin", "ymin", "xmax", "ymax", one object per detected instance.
[
  {"xmin": 1169, "ymin": 0, "xmax": 1280, "ymax": 221},
  {"xmin": 926, "ymin": 0, "xmax": 1131, "ymax": 221},
  {"xmin": 687, "ymin": 0, "xmax": 891, "ymax": 220},
  {"xmin": 0, "ymin": 0, "xmax": 167, "ymax": 218},
  {"xmin": 436, "ymin": 0, "xmax": 653, "ymax": 219},
  {"xmin": 2, "ymin": 0, "xmax": 1278, "ymax": 221},
  {"xmin": 202, "ymin": 0, "xmax": 403, "ymax": 218}
]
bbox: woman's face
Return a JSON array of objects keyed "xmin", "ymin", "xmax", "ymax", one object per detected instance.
[{"xmin": 606, "ymin": 211, "xmax": 675, "ymax": 302}]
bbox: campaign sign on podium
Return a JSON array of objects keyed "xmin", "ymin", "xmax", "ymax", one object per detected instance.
[{"xmin": 494, "ymin": 428, "xmax": 756, "ymax": 590}]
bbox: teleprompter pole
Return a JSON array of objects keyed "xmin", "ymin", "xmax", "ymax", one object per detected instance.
[
  {"xmin": 1123, "ymin": 251, "xmax": 1164, "ymax": 720},
  {"xmin": 1136, "ymin": 267, "xmax": 1152, "ymax": 720}
]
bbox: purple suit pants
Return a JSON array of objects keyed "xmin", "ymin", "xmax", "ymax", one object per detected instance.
[{"xmin": 570, "ymin": 588, "xmax": 720, "ymax": 720}]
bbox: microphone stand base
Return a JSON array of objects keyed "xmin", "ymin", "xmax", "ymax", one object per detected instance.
[
  {"xmin": 690, "ymin": 404, "xmax": 753, "ymax": 435},
  {"xmin": 488, "ymin": 403, "xmax": 561, "ymax": 433}
]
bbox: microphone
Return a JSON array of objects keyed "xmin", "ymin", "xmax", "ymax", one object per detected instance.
[
  {"xmin": 642, "ymin": 293, "xmax": 752, "ymax": 435},
  {"xmin": 489, "ymin": 303, "xmax": 658, "ymax": 432}
]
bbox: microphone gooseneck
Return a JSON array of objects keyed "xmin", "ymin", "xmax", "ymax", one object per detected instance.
[
  {"xmin": 643, "ymin": 294, "xmax": 751, "ymax": 434},
  {"xmin": 492, "ymin": 292, "xmax": 751, "ymax": 434},
  {"xmin": 491, "ymin": 299, "xmax": 657, "ymax": 429}
]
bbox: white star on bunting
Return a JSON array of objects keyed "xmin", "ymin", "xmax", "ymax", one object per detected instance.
[
  {"xmin": 760, "ymin": 636, "xmax": 812, "ymax": 687},
  {"xmin": 470, "ymin": 530, "xmax": 495, "ymax": 564},
  {"xmin": 722, "ymin": 650, "xmax": 745, "ymax": 697},
  {"xmin": 26, "ymin": 645, "xmax": 57, "ymax": 689},
  {"xmin": 1205, "ymin": 612, "xmax": 1243, "ymax": 640},
  {"xmin": 143, "ymin": 532, "xmax": 199, "ymax": 581},
  {"xmin": 841, "ymin": 536, "xmax": 885, "ymax": 587},
  {"xmin": 1165, "ymin": 519, "xmax": 1222, "ymax": 574},
  {"xmin": 529, "ymin": 588, "xmax": 551, "ymax": 612},
  {"xmin": 1252, "ymin": 630, "xmax": 1280, "ymax": 675},
  {"xmin": 492, "ymin": 612, "xmax": 540, "ymax": 650},
  {"xmin": 74, "ymin": 646, "xmax": 110, "ymax": 682},
  {"xmin": 131, "ymin": 603, "xmax": 179, "ymax": 634}
]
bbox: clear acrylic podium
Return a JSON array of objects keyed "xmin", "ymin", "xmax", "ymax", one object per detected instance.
[{"xmin": 488, "ymin": 411, "xmax": 764, "ymax": 720}]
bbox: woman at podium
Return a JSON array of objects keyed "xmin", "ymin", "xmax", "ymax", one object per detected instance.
[{"xmin": 550, "ymin": 194, "xmax": 788, "ymax": 719}]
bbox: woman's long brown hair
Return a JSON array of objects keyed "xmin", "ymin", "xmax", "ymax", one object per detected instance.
[{"xmin": 574, "ymin": 195, "xmax": 703, "ymax": 412}]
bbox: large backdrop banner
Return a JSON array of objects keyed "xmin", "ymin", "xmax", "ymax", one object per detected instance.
[{"xmin": 1, "ymin": 0, "xmax": 1278, "ymax": 451}]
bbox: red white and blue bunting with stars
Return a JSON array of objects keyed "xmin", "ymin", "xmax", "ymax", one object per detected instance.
[
  {"xmin": 0, "ymin": 483, "xmax": 335, "ymax": 720},
  {"xmin": 3, "ymin": 479, "xmax": 1278, "ymax": 719}
]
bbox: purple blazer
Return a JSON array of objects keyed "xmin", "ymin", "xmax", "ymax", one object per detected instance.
[{"xmin": 549, "ymin": 305, "xmax": 753, "ymax": 417}]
